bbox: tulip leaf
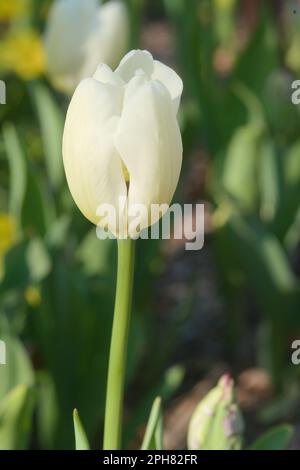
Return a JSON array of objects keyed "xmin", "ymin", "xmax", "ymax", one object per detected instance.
[
  {"xmin": 3, "ymin": 123, "xmax": 26, "ymax": 221},
  {"xmin": 0, "ymin": 241, "xmax": 29, "ymax": 292},
  {"xmin": 258, "ymin": 139, "xmax": 282, "ymax": 224},
  {"xmin": 45, "ymin": 215, "xmax": 71, "ymax": 248},
  {"xmin": 21, "ymin": 161, "xmax": 54, "ymax": 236},
  {"xmin": 36, "ymin": 372, "xmax": 59, "ymax": 450},
  {"xmin": 273, "ymin": 140, "xmax": 300, "ymax": 240},
  {"xmin": 222, "ymin": 123, "xmax": 262, "ymax": 212},
  {"xmin": 0, "ymin": 334, "xmax": 34, "ymax": 403},
  {"xmin": 233, "ymin": 6, "xmax": 279, "ymax": 97},
  {"xmin": 3, "ymin": 123, "xmax": 54, "ymax": 235},
  {"xmin": 124, "ymin": 365, "xmax": 184, "ymax": 448},
  {"xmin": 141, "ymin": 397, "xmax": 163, "ymax": 450},
  {"xmin": 31, "ymin": 254, "xmax": 114, "ymax": 448},
  {"xmin": 73, "ymin": 409, "xmax": 90, "ymax": 450},
  {"xmin": 249, "ymin": 425, "xmax": 293, "ymax": 450},
  {"xmin": 30, "ymin": 82, "xmax": 64, "ymax": 190},
  {"xmin": 215, "ymin": 206, "xmax": 300, "ymax": 381},
  {"xmin": 1, "ymin": 238, "xmax": 51, "ymax": 293},
  {"xmin": 0, "ymin": 385, "xmax": 35, "ymax": 450},
  {"xmin": 164, "ymin": 0, "xmax": 185, "ymax": 17},
  {"xmin": 76, "ymin": 230, "xmax": 113, "ymax": 276},
  {"xmin": 222, "ymin": 85, "xmax": 267, "ymax": 212},
  {"xmin": 26, "ymin": 237, "xmax": 51, "ymax": 283}
]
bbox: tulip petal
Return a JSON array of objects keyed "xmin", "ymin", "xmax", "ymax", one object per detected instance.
[
  {"xmin": 63, "ymin": 78, "xmax": 127, "ymax": 230},
  {"xmin": 44, "ymin": 0, "xmax": 98, "ymax": 93},
  {"xmin": 93, "ymin": 63, "xmax": 124, "ymax": 87},
  {"xmin": 115, "ymin": 77, "xmax": 182, "ymax": 233},
  {"xmin": 152, "ymin": 60, "xmax": 183, "ymax": 113},
  {"xmin": 115, "ymin": 49, "xmax": 154, "ymax": 82},
  {"xmin": 81, "ymin": 1, "xmax": 129, "ymax": 80}
]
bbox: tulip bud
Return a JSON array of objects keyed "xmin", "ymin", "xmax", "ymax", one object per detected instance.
[
  {"xmin": 44, "ymin": 0, "xmax": 129, "ymax": 94},
  {"xmin": 187, "ymin": 375, "xmax": 244, "ymax": 450},
  {"xmin": 63, "ymin": 49, "xmax": 183, "ymax": 237}
]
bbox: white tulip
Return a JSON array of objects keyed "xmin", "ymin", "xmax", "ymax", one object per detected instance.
[
  {"xmin": 63, "ymin": 50, "xmax": 183, "ymax": 237},
  {"xmin": 44, "ymin": 0, "xmax": 128, "ymax": 94}
]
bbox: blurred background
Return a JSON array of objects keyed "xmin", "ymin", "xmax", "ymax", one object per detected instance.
[{"xmin": 0, "ymin": 0, "xmax": 300, "ymax": 450}]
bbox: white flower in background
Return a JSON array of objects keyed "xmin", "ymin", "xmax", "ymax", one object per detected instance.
[
  {"xmin": 44, "ymin": 0, "xmax": 128, "ymax": 94},
  {"xmin": 63, "ymin": 50, "xmax": 183, "ymax": 237}
]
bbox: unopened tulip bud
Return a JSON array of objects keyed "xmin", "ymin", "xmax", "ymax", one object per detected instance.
[
  {"xmin": 44, "ymin": 0, "xmax": 129, "ymax": 94},
  {"xmin": 187, "ymin": 374, "xmax": 244, "ymax": 450}
]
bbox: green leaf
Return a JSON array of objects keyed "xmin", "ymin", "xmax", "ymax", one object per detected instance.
[
  {"xmin": 221, "ymin": 85, "xmax": 266, "ymax": 211},
  {"xmin": 31, "ymin": 254, "xmax": 114, "ymax": 449},
  {"xmin": 3, "ymin": 123, "xmax": 26, "ymax": 220},
  {"xmin": 124, "ymin": 365, "xmax": 184, "ymax": 448},
  {"xmin": 36, "ymin": 372, "xmax": 59, "ymax": 450},
  {"xmin": 258, "ymin": 140, "xmax": 282, "ymax": 224},
  {"xmin": 76, "ymin": 230, "xmax": 113, "ymax": 276},
  {"xmin": 214, "ymin": 207, "xmax": 300, "ymax": 382},
  {"xmin": 233, "ymin": 6, "xmax": 279, "ymax": 97},
  {"xmin": 30, "ymin": 82, "xmax": 64, "ymax": 190},
  {"xmin": 222, "ymin": 122, "xmax": 263, "ymax": 212},
  {"xmin": 0, "ymin": 241, "xmax": 30, "ymax": 292},
  {"xmin": 249, "ymin": 425, "xmax": 293, "ymax": 450},
  {"xmin": 1, "ymin": 237, "xmax": 51, "ymax": 292},
  {"xmin": 164, "ymin": 0, "xmax": 185, "ymax": 17},
  {"xmin": 21, "ymin": 164, "xmax": 52, "ymax": 236},
  {"xmin": 141, "ymin": 397, "xmax": 163, "ymax": 450},
  {"xmin": 73, "ymin": 409, "xmax": 90, "ymax": 450},
  {"xmin": 219, "ymin": 208, "xmax": 298, "ymax": 312},
  {"xmin": 45, "ymin": 215, "xmax": 71, "ymax": 248},
  {"xmin": 259, "ymin": 388, "xmax": 300, "ymax": 423},
  {"xmin": 274, "ymin": 141, "xmax": 300, "ymax": 240},
  {"xmin": 0, "ymin": 385, "xmax": 35, "ymax": 450},
  {"xmin": 26, "ymin": 237, "xmax": 51, "ymax": 283},
  {"xmin": 3, "ymin": 122, "xmax": 55, "ymax": 235},
  {"xmin": 0, "ymin": 334, "xmax": 34, "ymax": 402}
]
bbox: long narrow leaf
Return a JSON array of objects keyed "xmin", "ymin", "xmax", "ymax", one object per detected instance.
[
  {"xmin": 30, "ymin": 82, "xmax": 64, "ymax": 190},
  {"xmin": 249, "ymin": 425, "xmax": 293, "ymax": 450},
  {"xmin": 0, "ymin": 385, "xmax": 35, "ymax": 450},
  {"xmin": 73, "ymin": 409, "xmax": 90, "ymax": 450},
  {"xmin": 3, "ymin": 124, "xmax": 26, "ymax": 220},
  {"xmin": 141, "ymin": 397, "xmax": 163, "ymax": 450}
]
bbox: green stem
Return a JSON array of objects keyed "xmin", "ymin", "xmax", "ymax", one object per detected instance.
[{"xmin": 103, "ymin": 238, "xmax": 135, "ymax": 450}]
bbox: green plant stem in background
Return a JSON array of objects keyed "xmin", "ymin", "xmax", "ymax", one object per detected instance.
[{"xmin": 103, "ymin": 238, "xmax": 135, "ymax": 450}]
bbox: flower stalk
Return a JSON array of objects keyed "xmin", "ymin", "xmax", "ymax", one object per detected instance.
[{"xmin": 103, "ymin": 237, "xmax": 135, "ymax": 450}]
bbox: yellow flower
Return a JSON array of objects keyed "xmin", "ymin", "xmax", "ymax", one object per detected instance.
[
  {"xmin": 24, "ymin": 286, "xmax": 41, "ymax": 308},
  {"xmin": 0, "ymin": 213, "xmax": 17, "ymax": 277},
  {"xmin": 0, "ymin": 0, "xmax": 26, "ymax": 21},
  {"xmin": 0, "ymin": 30, "xmax": 46, "ymax": 80}
]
